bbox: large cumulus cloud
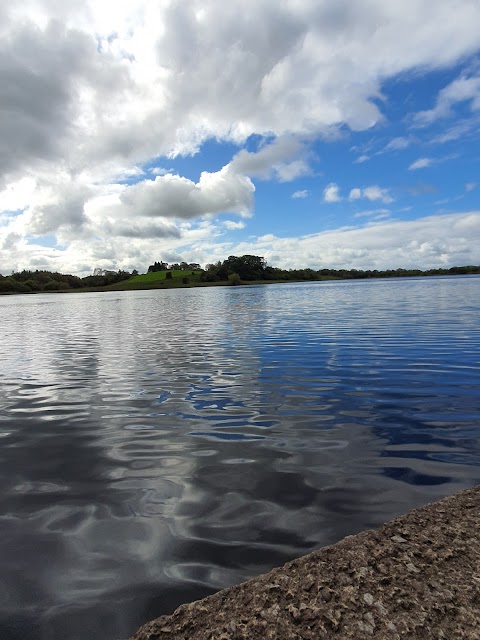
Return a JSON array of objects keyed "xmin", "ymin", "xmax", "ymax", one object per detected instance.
[
  {"xmin": 1, "ymin": 0, "xmax": 480, "ymax": 273},
  {"xmin": 3, "ymin": 0, "xmax": 480, "ymax": 183},
  {"xmin": 119, "ymin": 168, "xmax": 254, "ymax": 220}
]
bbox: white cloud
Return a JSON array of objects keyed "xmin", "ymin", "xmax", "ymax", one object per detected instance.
[
  {"xmin": 0, "ymin": 177, "xmax": 36, "ymax": 212},
  {"xmin": 323, "ymin": 183, "xmax": 341, "ymax": 202},
  {"xmin": 2, "ymin": 210, "xmax": 479, "ymax": 275},
  {"xmin": 0, "ymin": 218, "xmax": 219, "ymax": 276},
  {"xmin": 349, "ymin": 186, "xmax": 393, "ymax": 204},
  {"xmin": 275, "ymin": 160, "xmax": 311, "ymax": 182},
  {"xmin": 465, "ymin": 182, "xmax": 476, "ymax": 192},
  {"xmin": 229, "ymin": 137, "xmax": 310, "ymax": 182},
  {"xmin": 26, "ymin": 177, "xmax": 92, "ymax": 237},
  {"xmin": 223, "ymin": 220, "xmax": 246, "ymax": 230},
  {"xmin": 4, "ymin": 160, "xmax": 256, "ymax": 262},
  {"xmin": 409, "ymin": 154, "xmax": 457, "ymax": 171},
  {"xmin": 354, "ymin": 155, "xmax": 370, "ymax": 163},
  {"xmin": 1, "ymin": 1, "xmax": 480, "ymax": 274},
  {"xmin": 363, "ymin": 186, "xmax": 393, "ymax": 203},
  {"xmin": 409, "ymin": 157, "xmax": 433, "ymax": 170},
  {"xmin": 2, "ymin": 0, "xmax": 480, "ymax": 188},
  {"xmin": 292, "ymin": 190, "xmax": 310, "ymax": 199},
  {"xmin": 150, "ymin": 167, "xmax": 173, "ymax": 176},
  {"xmin": 221, "ymin": 212, "xmax": 480, "ymax": 271},
  {"xmin": 118, "ymin": 168, "xmax": 255, "ymax": 220}
]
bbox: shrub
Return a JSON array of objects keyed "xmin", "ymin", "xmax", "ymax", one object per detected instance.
[{"xmin": 228, "ymin": 272, "xmax": 241, "ymax": 286}]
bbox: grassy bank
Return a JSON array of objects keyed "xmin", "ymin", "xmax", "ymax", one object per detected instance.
[
  {"xmin": 107, "ymin": 272, "xmax": 339, "ymax": 291},
  {"xmin": 107, "ymin": 270, "xmax": 204, "ymax": 290}
]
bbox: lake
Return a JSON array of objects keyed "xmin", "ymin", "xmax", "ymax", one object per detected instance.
[{"xmin": 1, "ymin": 277, "xmax": 479, "ymax": 640}]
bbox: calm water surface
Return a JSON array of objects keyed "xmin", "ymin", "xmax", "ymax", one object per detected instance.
[{"xmin": 0, "ymin": 277, "xmax": 479, "ymax": 639}]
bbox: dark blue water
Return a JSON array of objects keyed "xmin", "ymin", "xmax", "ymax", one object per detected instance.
[{"xmin": 0, "ymin": 277, "xmax": 479, "ymax": 640}]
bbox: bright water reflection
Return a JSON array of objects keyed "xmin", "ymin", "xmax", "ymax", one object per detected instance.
[{"xmin": 0, "ymin": 277, "xmax": 479, "ymax": 639}]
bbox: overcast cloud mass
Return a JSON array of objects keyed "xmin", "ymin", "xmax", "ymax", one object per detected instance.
[{"xmin": 1, "ymin": 0, "xmax": 479, "ymax": 274}]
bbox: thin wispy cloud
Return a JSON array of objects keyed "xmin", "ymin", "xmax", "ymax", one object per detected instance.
[
  {"xmin": 409, "ymin": 157, "xmax": 433, "ymax": 170},
  {"xmin": 292, "ymin": 190, "xmax": 310, "ymax": 199},
  {"xmin": 354, "ymin": 208, "xmax": 391, "ymax": 218},
  {"xmin": 383, "ymin": 137, "xmax": 412, "ymax": 152},
  {"xmin": 429, "ymin": 115, "xmax": 480, "ymax": 144},
  {"xmin": 414, "ymin": 71, "xmax": 480, "ymax": 126},
  {"xmin": 408, "ymin": 154, "xmax": 458, "ymax": 171}
]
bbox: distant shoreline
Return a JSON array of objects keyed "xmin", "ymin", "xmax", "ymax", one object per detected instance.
[{"xmin": 1, "ymin": 268, "xmax": 479, "ymax": 296}]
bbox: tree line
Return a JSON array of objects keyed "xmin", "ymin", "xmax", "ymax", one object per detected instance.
[
  {"xmin": 148, "ymin": 261, "xmax": 201, "ymax": 272},
  {"xmin": 1, "ymin": 257, "xmax": 479, "ymax": 294},
  {"xmin": 198, "ymin": 255, "xmax": 480, "ymax": 283},
  {"xmin": 0, "ymin": 269, "xmax": 133, "ymax": 294}
]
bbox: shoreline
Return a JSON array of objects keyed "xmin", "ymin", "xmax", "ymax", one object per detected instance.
[
  {"xmin": 1, "ymin": 271, "xmax": 479, "ymax": 297},
  {"xmin": 130, "ymin": 486, "xmax": 480, "ymax": 639}
]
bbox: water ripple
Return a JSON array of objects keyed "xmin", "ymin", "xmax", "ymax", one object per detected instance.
[{"xmin": 0, "ymin": 277, "xmax": 479, "ymax": 640}]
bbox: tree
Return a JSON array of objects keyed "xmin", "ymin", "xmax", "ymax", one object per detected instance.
[
  {"xmin": 148, "ymin": 261, "xmax": 168, "ymax": 272},
  {"xmin": 43, "ymin": 279, "xmax": 61, "ymax": 291},
  {"xmin": 224, "ymin": 255, "xmax": 266, "ymax": 280}
]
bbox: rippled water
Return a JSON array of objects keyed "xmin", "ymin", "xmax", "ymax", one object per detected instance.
[{"xmin": 1, "ymin": 277, "xmax": 479, "ymax": 640}]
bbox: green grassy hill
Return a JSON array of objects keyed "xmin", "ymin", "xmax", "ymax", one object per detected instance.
[{"xmin": 108, "ymin": 270, "xmax": 203, "ymax": 290}]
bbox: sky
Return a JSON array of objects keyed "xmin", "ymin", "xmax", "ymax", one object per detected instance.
[{"xmin": 1, "ymin": 0, "xmax": 480, "ymax": 276}]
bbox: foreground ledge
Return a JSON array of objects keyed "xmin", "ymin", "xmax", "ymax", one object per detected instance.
[{"xmin": 131, "ymin": 486, "xmax": 480, "ymax": 639}]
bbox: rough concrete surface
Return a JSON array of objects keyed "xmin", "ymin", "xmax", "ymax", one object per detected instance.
[{"xmin": 130, "ymin": 486, "xmax": 480, "ymax": 639}]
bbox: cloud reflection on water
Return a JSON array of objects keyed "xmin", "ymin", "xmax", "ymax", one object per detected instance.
[{"xmin": 0, "ymin": 278, "xmax": 479, "ymax": 639}]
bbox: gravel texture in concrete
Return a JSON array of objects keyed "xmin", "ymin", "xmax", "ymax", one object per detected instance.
[{"xmin": 130, "ymin": 486, "xmax": 480, "ymax": 639}]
